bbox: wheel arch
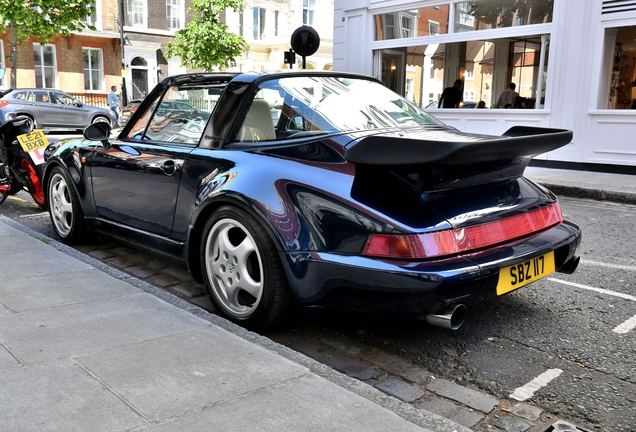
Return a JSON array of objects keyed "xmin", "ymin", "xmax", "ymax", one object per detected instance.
[{"xmin": 186, "ymin": 195, "xmax": 285, "ymax": 284}]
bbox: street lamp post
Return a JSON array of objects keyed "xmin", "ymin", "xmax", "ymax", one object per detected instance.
[{"xmin": 119, "ymin": 0, "xmax": 128, "ymax": 106}]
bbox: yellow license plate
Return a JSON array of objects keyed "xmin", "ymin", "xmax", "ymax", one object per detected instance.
[
  {"xmin": 497, "ymin": 251, "xmax": 555, "ymax": 295},
  {"xmin": 17, "ymin": 129, "xmax": 49, "ymax": 152}
]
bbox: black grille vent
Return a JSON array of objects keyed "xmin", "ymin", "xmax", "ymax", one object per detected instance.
[{"xmin": 603, "ymin": 0, "xmax": 636, "ymax": 14}]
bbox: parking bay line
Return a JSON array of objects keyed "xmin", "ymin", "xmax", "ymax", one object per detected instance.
[
  {"xmin": 510, "ymin": 369, "xmax": 563, "ymax": 401},
  {"xmin": 549, "ymin": 278, "xmax": 636, "ymax": 334}
]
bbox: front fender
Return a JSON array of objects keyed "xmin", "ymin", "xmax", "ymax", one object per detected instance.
[{"xmin": 43, "ymin": 139, "xmax": 96, "ymax": 216}]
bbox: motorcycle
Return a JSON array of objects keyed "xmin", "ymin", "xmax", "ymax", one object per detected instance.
[{"xmin": 0, "ymin": 117, "xmax": 46, "ymax": 209}]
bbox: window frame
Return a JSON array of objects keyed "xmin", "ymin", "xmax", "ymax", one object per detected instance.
[
  {"xmin": 33, "ymin": 43, "xmax": 58, "ymax": 89},
  {"xmin": 166, "ymin": 0, "xmax": 184, "ymax": 31},
  {"xmin": 303, "ymin": 0, "xmax": 315, "ymax": 26},
  {"xmin": 82, "ymin": 47, "xmax": 104, "ymax": 92},
  {"xmin": 127, "ymin": 0, "xmax": 148, "ymax": 28}
]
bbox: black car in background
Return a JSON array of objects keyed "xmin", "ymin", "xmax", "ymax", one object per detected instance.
[
  {"xmin": 0, "ymin": 88, "xmax": 117, "ymax": 130},
  {"xmin": 42, "ymin": 71, "xmax": 581, "ymax": 330}
]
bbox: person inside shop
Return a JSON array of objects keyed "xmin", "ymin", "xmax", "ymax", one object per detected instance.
[
  {"xmin": 438, "ymin": 79, "xmax": 463, "ymax": 108},
  {"xmin": 475, "ymin": 101, "xmax": 486, "ymax": 108},
  {"xmin": 496, "ymin": 83, "xmax": 518, "ymax": 108}
]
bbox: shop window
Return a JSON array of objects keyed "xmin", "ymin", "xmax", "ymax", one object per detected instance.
[
  {"xmin": 0, "ymin": 41, "xmax": 5, "ymax": 88},
  {"xmin": 375, "ymin": 6, "xmax": 449, "ymax": 40},
  {"xmin": 455, "ymin": 0, "xmax": 553, "ymax": 31},
  {"xmin": 378, "ymin": 34, "xmax": 548, "ymax": 109},
  {"xmin": 83, "ymin": 48, "xmax": 103, "ymax": 91},
  {"xmin": 601, "ymin": 25, "xmax": 636, "ymax": 109},
  {"xmin": 33, "ymin": 43, "xmax": 57, "ymax": 88}
]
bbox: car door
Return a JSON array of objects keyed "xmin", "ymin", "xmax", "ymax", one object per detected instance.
[
  {"xmin": 51, "ymin": 91, "xmax": 84, "ymax": 128},
  {"xmin": 89, "ymin": 89, "xmax": 203, "ymax": 237},
  {"xmin": 28, "ymin": 90, "xmax": 59, "ymax": 127}
]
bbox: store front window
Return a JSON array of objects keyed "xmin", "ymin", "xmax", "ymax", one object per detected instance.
[
  {"xmin": 374, "ymin": 1, "xmax": 552, "ymax": 40},
  {"xmin": 379, "ymin": 33, "xmax": 549, "ymax": 109},
  {"xmin": 601, "ymin": 25, "xmax": 636, "ymax": 109}
]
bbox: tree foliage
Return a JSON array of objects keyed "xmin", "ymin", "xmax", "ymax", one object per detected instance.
[
  {"xmin": 0, "ymin": 0, "xmax": 95, "ymax": 87},
  {"xmin": 165, "ymin": 0, "xmax": 247, "ymax": 72}
]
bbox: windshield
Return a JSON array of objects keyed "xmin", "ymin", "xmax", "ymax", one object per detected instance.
[{"xmin": 233, "ymin": 75, "xmax": 442, "ymax": 143}]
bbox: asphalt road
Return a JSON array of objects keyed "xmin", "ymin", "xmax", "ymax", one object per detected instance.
[{"xmin": 2, "ymin": 192, "xmax": 635, "ymax": 431}]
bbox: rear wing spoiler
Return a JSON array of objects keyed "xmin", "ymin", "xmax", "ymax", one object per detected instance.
[{"xmin": 343, "ymin": 126, "xmax": 573, "ymax": 166}]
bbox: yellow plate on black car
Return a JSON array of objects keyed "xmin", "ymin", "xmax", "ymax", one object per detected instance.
[{"xmin": 497, "ymin": 251, "xmax": 555, "ymax": 295}]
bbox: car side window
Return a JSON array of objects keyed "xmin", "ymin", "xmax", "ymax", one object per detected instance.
[
  {"xmin": 52, "ymin": 92, "xmax": 76, "ymax": 106},
  {"xmin": 14, "ymin": 91, "xmax": 28, "ymax": 101},
  {"xmin": 32, "ymin": 91, "xmax": 51, "ymax": 103},
  {"xmin": 142, "ymin": 86, "xmax": 211, "ymax": 145}
]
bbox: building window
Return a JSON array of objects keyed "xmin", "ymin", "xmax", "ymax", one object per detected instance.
[
  {"xmin": 465, "ymin": 69, "xmax": 474, "ymax": 80},
  {"xmin": 454, "ymin": 0, "xmax": 553, "ymax": 31},
  {"xmin": 83, "ymin": 2, "xmax": 97, "ymax": 27},
  {"xmin": 33, "ymin": 44, "xmax": 57, "ymax": 88},
  {"xmin": 401, "ymin": 14, "xmax": 416, "ymax": 38},
  {"xmin": 303, "ymin": 0, "xmax": 315, "ymax": 26},
  {"xmin": 428, "ymin": 20, "xmax": 440, "ymax": 35},
  {"xmin": 83, "ymin": 48, "xmax": 103, "ymax": 91},
  {"xmin": 253, "ymin": 7, "xmax": 266, "ymax": 40},
  {"xmin": 602, "ymin": 25, "xmax": 636, "ymax": 109},
  {"xmin": 239, "ymin": 10, "xmax": 244, "ymax": 36},
  {"xmin": 127, "ymin": 0, "xmax": 147, "ymax": 27},
  {"xmin": 406, "ymin": 78, "xmax": 414, "ymax": 101},
  {"xmin": 274, "ymin": 10, "xmax": 279, "ymax": 37},
  {"xmin": 166, "ymin": 0, "xmax": 184, "ymax": 31}
]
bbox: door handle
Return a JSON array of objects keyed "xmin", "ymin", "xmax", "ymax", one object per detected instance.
[{"xmin": 160, "ymin": 160, "xmax": 180, "ymax": 176}]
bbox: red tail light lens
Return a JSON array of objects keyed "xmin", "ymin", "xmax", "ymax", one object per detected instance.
[
  {"xmin": 363, "ymin": 201, "xmax": 563, "ymax": 259},
  {"xmin": 0, "ymin": 100, "xmax": 10, "ymax": 108}
]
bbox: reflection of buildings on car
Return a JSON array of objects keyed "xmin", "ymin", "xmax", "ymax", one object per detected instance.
[{"xmin": 334, "ymin": 0, "xmax": 636, "ymax": 169}]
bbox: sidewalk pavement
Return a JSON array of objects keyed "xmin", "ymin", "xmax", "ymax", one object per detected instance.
[
  {"xmin": 525, "ymin": 166, "xmax": 636, "ymax": 204},
  {"xmin": 0, "ymin": 216, "xmax": 470, "ymax": 432}
]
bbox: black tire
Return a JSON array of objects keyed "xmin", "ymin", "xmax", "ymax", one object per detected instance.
[
  {"xmin": 200, "ymin": 206, "xmax": 289, "ymax": 330},
  {"xmin": 16, "ymin": 115, "xmax": 36, "ymax": 130},
  {"xmin": 47, "ymin": 166, "xmax": 89, "ymax": 244}
]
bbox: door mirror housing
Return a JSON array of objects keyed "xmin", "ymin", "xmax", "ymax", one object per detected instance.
[{"xmin": 83, "ymin": 122, "xmax": 112, "ymax": 149}]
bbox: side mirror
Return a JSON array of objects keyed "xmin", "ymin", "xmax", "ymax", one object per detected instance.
[
  {"xmin": 83, "ymin": 122, "xmax": 112, "ymax": 149},
  {"xmin": 75, "ymin": 101, "xmax": 83, "ymax": 107}
]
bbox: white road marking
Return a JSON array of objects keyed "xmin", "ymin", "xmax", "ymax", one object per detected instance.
[
  {"xmin": 548, "ymin": 278, "xmax": 636, "ymax": 302},
  {"xmin": 580, "ymin": 259, "xmax": 636, "ymax": 272},
  {"xmin": 613, "ymin": 314, "xmax": 636, "ymax": 334},
  {"xmin": 549, "ymin": 278, "xmax": 636, "ymax": 334},
  {"xmin": 509, "ymin": 369, "xmax": 563, "ymax": 401}
]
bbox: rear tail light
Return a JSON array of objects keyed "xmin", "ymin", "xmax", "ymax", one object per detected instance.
[
  {"xmin": 363, "ymin": 201, "xmax": 563, "ymax": 260},
  {"xmin": 0, "ymin": 100, "xmax": 10, "ymax": 108}
]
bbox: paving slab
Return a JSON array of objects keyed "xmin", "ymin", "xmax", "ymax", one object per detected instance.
[
  {"xmin": 0, "ymin": 222, "xmax": 26, "ymax": 236},
  {"xmin": 366, "ymin": 350, "xmax": 433, "ymax": 384},
  {"xmin": 74, "ymin": 327, "xmax": 309, "ymax": 422},
  {"xmin": 0, "ymin": 359, "xmax": 145, "ymax": 431},
  {"xmin": 493, "ymin": 415, "xmax": 531, "ymax": 432},
  {"xmin": 427, "ymin": 378, "xmax": 498, "ymax": 413},
  {"xmin": 0, "ymin": 293, "xmax": 208, "ymax": 364},
  {"xmin": 144, "ymin": 373, "xmax": 427, "ymax": 432},
  {"xmin": 0, "ymin": 249, "xmax": 92, "ymax": 280},
  {"xmin": 0, "ymin": 232, "xmax": 50, "ymax": 255},
  {"xmin": 376, "ymin": 378, "xmax": 425, "ymax": 403},
  {"xmin": 0, "ymin": 268, "xmax": 141, "ymax": 312},
  {"xmin": 415, "ymin": 395, "xmax": 484, "ymax": 428},
  {"xmin": 0, "ymin": 345, "xmax": 18, "ymax": 371}
]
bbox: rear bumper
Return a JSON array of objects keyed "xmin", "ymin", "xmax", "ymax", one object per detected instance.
[{"xmin": 280, "ymin": 221, "xmax": 581, "ymax": 317}]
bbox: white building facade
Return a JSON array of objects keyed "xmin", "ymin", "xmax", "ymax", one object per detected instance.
[
  {"xmin": 333, "ymin": 0, "xmax": 636, "ymax": 170},
  {"xmin": 225, "ymin": 0, "xmax": 334, "ymax": 72}
]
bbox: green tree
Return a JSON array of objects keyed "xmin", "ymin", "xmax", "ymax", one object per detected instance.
[
  {"xmin": 165, "ymin": 0, "xmax": 247, "ymax": 71},
  {"xmin": 0, "ymin": 0, "xmax": 95, "ymax": 87}
]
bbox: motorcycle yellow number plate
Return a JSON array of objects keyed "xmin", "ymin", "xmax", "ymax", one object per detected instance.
[
  {"xmin": 17, "ymin": 130, "xmax": 49, "ymax": 153},
  {"xmin": 497, "ymin": 251, "xmax": 555, "ymax": 295}
]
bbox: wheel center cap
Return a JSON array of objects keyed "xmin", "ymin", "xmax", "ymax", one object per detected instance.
[{"xmin": 227, "ymin": 261, "xmax": 235, "ymax": 274}]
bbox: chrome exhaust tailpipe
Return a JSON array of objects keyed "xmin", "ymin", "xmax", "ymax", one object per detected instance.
[
  {"xmin": 425, "ymin": 304, "xmax": 467, "ymax": 330},
  {"xmin": 558, "ymin": 256, "xmax": 580, "ymax": 275}
]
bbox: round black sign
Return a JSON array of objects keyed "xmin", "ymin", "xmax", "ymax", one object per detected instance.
[{"xmin": 290, "ymin": 26, "xmax": 320, "ymax": 57}]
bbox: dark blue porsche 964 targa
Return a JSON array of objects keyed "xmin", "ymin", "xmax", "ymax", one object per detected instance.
[{"xmin": 42, "ymin": 71, "xmax": 582, "ymax": 329}]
